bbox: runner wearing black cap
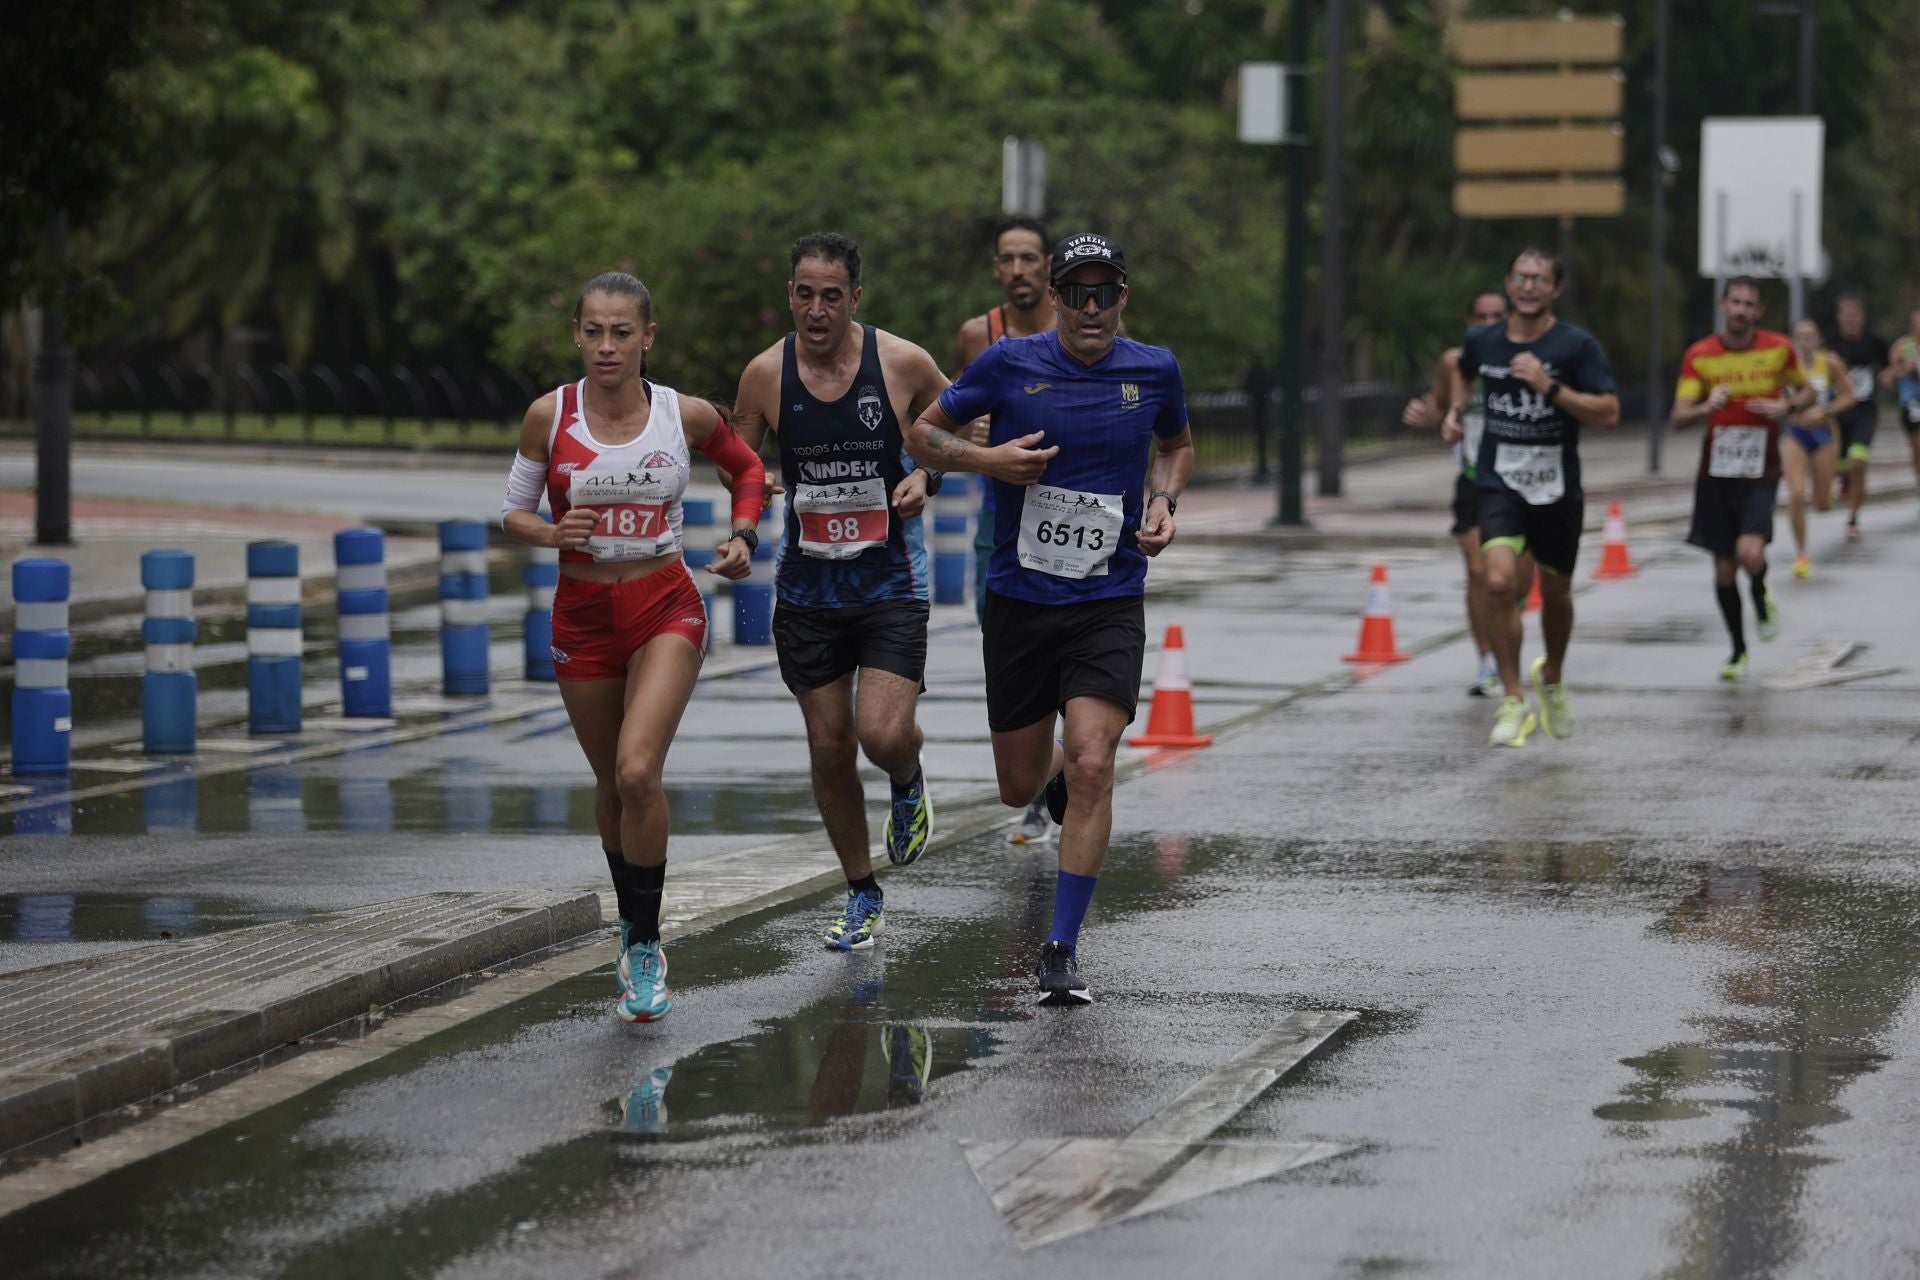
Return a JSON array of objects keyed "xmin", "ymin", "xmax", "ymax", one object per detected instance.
[{"xmin": 907, "ymin": 232, "xmax": 1194, "ymax": 1005}]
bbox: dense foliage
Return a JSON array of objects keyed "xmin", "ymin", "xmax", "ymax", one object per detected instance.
[{"xmin": 9, "ymin": 0, "xmax": 1917, "ymax": 398}]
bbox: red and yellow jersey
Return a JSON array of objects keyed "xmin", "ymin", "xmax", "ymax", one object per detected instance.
[{"xmin": 1676, "ymin": 329, "xmax": 1805, "ymax": 483}]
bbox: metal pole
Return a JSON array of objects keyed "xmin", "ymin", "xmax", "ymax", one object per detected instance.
[
  {"xmin": 33, "ymin": 213, "xmax": 73, "ymax": 547},
  {"xmin": 1798, "ymin": 0, "xmax": 1815, "ymax": 115},
  {"xmin": 1316, "ymin": 0, "xmax": 1346, "ymax": 498},
  {"xmin": 1558, "ymin": 216, "xmax": 1577, "ymax": 321},
  {"xmin": 1273, "ymin": 4, "xmax": 1310, "ymax": 526},
  {"xmin": 1789, "ymin": 190, "xmax": 1805, "ymax": 325},
  {"xmin": 1714, "ymin": 190, "xmax": 1730, "ymax": 298},
  {"xmin": 1647, "ymin": 0, "xmax": 1670, "ymax": 475}
]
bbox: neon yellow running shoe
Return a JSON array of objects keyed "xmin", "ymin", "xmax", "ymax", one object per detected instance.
[
  {"xmin": 1756, "ymin": 590, "xmax": 1781, "ymax": 642},
  {"xmin": 1488, "ymin": 696, "xmax": 1537, "ymax": 748},
  {"xmin": 1529, "ymin": 656, "xmax": 1573, "ymax": 739},
  {"xmin": 1792, "ymin": 555, "xmax": 1812, "ymax": 580},
  {"xmin": 1720, "ymin": 653, "xmax": 1750, "ymax": 682}
]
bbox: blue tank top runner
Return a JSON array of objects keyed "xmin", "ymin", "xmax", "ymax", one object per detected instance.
[{"xmin": 774, "ymin": 324, "xmax": 929, "ymax": 608}]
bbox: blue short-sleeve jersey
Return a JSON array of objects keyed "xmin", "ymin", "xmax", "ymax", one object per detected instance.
[{"xmin": 937, "ymin": 332, "xmax": 1188, "ymax": 604}]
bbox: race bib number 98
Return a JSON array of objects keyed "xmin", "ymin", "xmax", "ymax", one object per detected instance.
[
  {"xmin": 1707, "ymin": 425, "xmax": 1767, "ymax": 479},
  {"xmin": 794, "ymin": 477, "xmax": 889, "ymax": 559},
  {"xmin": 570, "ymin": 466, "xmax": 677, "ymax": 561},
  {"xmin": 1493, "ymin": 442, "xmax": 1565, "ymax": 506},
  {"xmin": 1017, "ymin": 485, "xmax": 1124, "ymax": 579}
]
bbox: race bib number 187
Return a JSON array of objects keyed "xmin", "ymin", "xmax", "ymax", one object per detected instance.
[{"xmin": 570, "ymin": 466, "xmax": 678, "ymax": 560}]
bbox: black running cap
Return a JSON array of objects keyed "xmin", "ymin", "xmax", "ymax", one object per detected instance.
[{"xmin": 1050, "ymin": 233, "xmax": 1126, "ymax": 283}]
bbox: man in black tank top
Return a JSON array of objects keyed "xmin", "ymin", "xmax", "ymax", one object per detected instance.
[{"xmin": 734, "ymin": 232, "xmax": 951, "ymax": 954}]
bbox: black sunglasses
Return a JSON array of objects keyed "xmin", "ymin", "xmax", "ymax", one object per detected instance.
[{"xmin": 1056, "ymin": 281, "xmax": 1125, "ymax": 310}]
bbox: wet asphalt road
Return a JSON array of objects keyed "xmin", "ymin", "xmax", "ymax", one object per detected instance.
[{"xmin": 7, "ymin": 505, "xmax": 1920, "ymax": 1278}]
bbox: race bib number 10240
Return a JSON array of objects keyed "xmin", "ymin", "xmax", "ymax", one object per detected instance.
[{"xmin": 1493, "ymin": 442, "xmax": 1566, "ymax": 506}]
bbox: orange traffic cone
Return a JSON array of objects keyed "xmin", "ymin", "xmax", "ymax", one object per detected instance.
[
  {"xmin": 1524, "ymin": 570, "xmax": 1543, "ymax": 613},
  {"xmin": 1343, "ymin": 563, "xmax": 1411, "ymax": 663},
  {"xmin": 1594, "ymin": 501, "xmax": 1638, "ymax": 579},
  {"xmin": 1128, "ymin": 625, "xmax": 1213, "ymax": 748}
]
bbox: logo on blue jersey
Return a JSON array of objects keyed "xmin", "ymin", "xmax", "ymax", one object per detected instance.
[
  {"xmin": 1023, "ymin": 382, "xmax": 1052, "ymax": 395},
  {"xmin": 856, "ymin": 386, "xmax": 884, "ymax": 431},
  {"xmin": 1120, "ymin": 382, "xmax": 1140, "ymax": 408}
]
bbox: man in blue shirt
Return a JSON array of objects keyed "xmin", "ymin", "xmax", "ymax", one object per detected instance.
[{"xmin": 908, "ymin": 233, "xmax": 1194, "ymax": 1004}]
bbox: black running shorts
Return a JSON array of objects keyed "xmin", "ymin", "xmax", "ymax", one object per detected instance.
[
  {"xmin": 1686, "ymin": 476, "xmax": 1776, "ymax": 557},
  {"xmin": 1450, "ymin": 472, "xmax": 1479, "ymax": 537},
  {"xmin": 772, "ymin": 598, "xmax": 929, "ymax": 694},
  {"xmin": 981, "ymin": 590, "xmax": 1146, "ymax": 733},
  {"xmin": 1476, "ymin": 486, "xmax": 1584, "ymax": 577}
]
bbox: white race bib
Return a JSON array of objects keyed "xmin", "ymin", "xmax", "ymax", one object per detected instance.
[
  {"xmin": 1493, "ymin": 442, "xmax": 1565, "ymax": 506},
  {"xmin": 1463, "ymin": 407, "xmax": 1486, "ymax": 466},
  {"xmin": 1849, "ymin": 366, "xmax": 1875, "ymax": 401},
  {"xmin": 570, "ymin": 466, "xmax": 677, "ymax": 561},
  {"xmin": 793, "ymin": 477, "xmax": 889, "ymax": 559},
  {"xmin": 1017, "ymin": 485, "xmax": 1124, "ymax": 580},
  {"xmin": 1708, "ymin": 425, "xmax": 1767, "ymax": 479}
]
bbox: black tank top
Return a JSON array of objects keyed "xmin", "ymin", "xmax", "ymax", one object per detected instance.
[{"xmin": 774, "ymin": 325, "xmax": 926, "ymax": 607}]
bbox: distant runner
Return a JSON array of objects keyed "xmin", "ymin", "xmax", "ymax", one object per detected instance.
[
  {"xmin": 1780, "ymin": 318, "xmax": 1853, "ymax": 579},
  {"xmin": 952, "ymin": 216, "xmax": 1060, "ymax": 846},
  {"xmin": 1670, "ymin": 276, "xmax": 1809, "ymax": 681},
  {"xmin": 1826, "ymin": 294, "xmax": 1887, "ymax": 540},
  {"xmin": 1884, "ymin": 306, "xmax": 1920, "ymax": 516},
  {"xmin": 1445, "ymin": 248, "xmax": 1620, "ymax": 748},
  {"xmin": 1403, "ymin": 287, "xmax": 1510, "ymax": 697}
]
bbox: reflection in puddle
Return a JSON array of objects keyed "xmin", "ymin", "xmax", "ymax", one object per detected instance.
[
  {"xmin": 1597, "ymin": 863, "xmax": 1917, "ymax": 1280},
  {"xmin": 0, "ymin": 892, "xmax": 282, "ymax": 943},
  {"xmin": 610, "ymin": 978, "xmax": 988, "ymax": 1145}
]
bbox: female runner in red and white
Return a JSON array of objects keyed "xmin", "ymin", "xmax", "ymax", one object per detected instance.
[{"xmin": 501, "ymin": 271, "xmax": 766, "ymax": 1022}]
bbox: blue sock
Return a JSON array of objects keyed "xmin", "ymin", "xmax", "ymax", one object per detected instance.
[{"xmin": 1048, "ymin": 871, "xmax": 1098, "ymax": 949}]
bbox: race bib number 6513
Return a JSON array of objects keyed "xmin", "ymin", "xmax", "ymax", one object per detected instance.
[{"xmin": 1017, "ymin": 485, "xmax": 1124, "ymax": 580}]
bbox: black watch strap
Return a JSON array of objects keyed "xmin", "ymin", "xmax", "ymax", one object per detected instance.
[
  {"xmin": 1544, "ymin": 381, "xmax": 1563, "ymax": 404},
  {"xmin": 1150, "ymin": 490, "xmax": 1178, "ymax": 515},
  {"xmin": 923, "ymin": 469, "xmax": 945, "ymax": 496},
  {"xmin": 728, "ymin": 526, "xmax": 759, "ymax": 553}
]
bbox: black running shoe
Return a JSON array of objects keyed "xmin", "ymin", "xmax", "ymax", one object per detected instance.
[
  {"xmin": 1036, "ymin": 941, "xmax": 1092, "ymax": 1005},
  {"xmin": 1043, "ymin": 769, "xmax": 1068, "ymax": 826}
]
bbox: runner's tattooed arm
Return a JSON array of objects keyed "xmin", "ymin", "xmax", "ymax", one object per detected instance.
[
  {"xmin": 906, "ymin": 401, "xmax": 1056, "ymax": 484},
  {"xmin": 724, "ymin": 346, "xmax": 784, "ymax": 496}
]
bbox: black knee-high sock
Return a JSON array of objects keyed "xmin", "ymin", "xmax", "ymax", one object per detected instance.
[
  {"xmin": 604, "ymin": 848, "xmax": 667, "ymax": 942},
  {"xmin": 1748, "ymin": 562, "xmax": 1769, "ymax": 618},
  {"xmin": 1716, "ymin": 585, "xmax": 1746, "ymax": 657}
]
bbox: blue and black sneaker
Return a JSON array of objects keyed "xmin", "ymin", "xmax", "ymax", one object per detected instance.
[
  {"xmin": 883, "ymin": 765, "xmax": 933, "ymax": 866},
  {"xmin": 824, "ymin": 886, "xmax": 884, "ymax": 951},
  {"xmin": 1036, "ymin": 941, "xmax": 1092, "ymax": 1006}
]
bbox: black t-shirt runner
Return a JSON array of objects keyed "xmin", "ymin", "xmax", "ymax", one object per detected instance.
[
  {"xmin": 1827, "ymin": 331, "xmax": 1888, "ymax": 430},
  {"xmin": 1461, "ymin": 319, "xmax": 1616, "ymax": 505}
]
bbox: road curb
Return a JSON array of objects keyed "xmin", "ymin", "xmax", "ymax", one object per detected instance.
[{"xmin": 0, "ymin": 888, "xmax": 602, "ymax": 1156}]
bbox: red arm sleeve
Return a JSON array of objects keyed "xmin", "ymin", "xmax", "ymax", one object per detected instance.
[{"xmin": 698, "ymin": 419, "xmax": 767, "ymax": 526}]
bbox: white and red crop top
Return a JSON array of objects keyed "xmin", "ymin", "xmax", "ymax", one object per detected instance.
[{"xmin": 545, "ymin": 379, "xmax": 691, "ymax": 564}]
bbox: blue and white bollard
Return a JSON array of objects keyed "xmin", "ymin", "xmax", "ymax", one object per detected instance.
[
  {"xmin": 141, "ymin": 549, "xmax": 196, "ymax": 754},
  {"xmin": 732, "ymin": 496, "xmax": 780, "ymax": 646},
  {"xmin": 334, "ymin": 527, "xmax": 391, "ymax": 717},
  {"xmin": 680, "ymin": 496, "xmax": 718, "ymax": 652},
  {"xmin": 439, "ymin": 519, "xmax": 490, "ymax": 695},
  {"xmin": 931, "ymin": 481, "xmax": 971, "ymax": 605},
  {"xmin": 246, "ymin": 541, "xmax": 303, "ymax": 734},
  {"xmin": 524, "ymin": 543, "xmax": 559, "ymax": 680},
  {"xmin": 10, "ymin": 558, "xmax": 72, "ymax": 774}
]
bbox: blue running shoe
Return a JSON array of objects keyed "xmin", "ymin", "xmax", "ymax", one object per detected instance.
[
  {"xmin": 616, "ymin": 919, "xmax": 638, "ymax": 994},
  {"xmin": 617, "ymin": 939, "xmax": 671, "ymax": 1022},
  {"xmin": 883, "ymin": 765, "xmax": 933, "ymax": 866},
  {"xmin": 824, "ymin": 887, "xmax": 884, "ymax": 951},
  {"xmin": 618, "ymin": 1067, "xmax": 673, "ymax": 1135}
]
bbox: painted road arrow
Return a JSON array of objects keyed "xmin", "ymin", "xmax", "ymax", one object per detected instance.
[{"xmin": 963, "ymin": 1010, "xmax": 1359, "ymax": 1249}]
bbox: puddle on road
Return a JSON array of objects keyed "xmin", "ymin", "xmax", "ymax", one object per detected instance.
[
  {"xmin": 1592, "ymin": 862, "xmax": 1920, "ymax": 1279},
  {"xmin": 0, "ymin": 892, "xmax": 283, "ymax": 944},
  {"xmin": 3, "ymin": 767, "xmax": 823, "ymax": 840}
]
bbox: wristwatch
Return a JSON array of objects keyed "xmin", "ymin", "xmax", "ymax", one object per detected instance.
[
  {"xmin": 923, "ymin": 469, "xmax": 946, "ymax": 496},
  {"xmin": 1544, "ymin": 381, "xmax": 1563, "ymax": 405},
  {"xmin": 727, "ymin": 527, "xmax": 759, "ymax": 553},
  {"xmin": 1150, "ymin": 490, "xmax": 1179, "ymax": 515}
]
